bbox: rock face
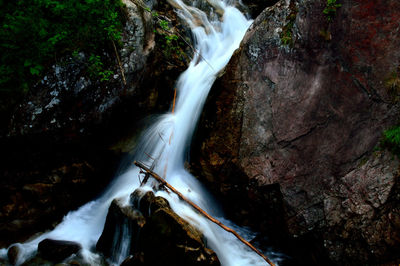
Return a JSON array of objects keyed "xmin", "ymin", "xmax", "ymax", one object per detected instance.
[
  {"xmin": 193, "ymin": 0, "xmax": 400, "ymax": 263},
  {"xmin": 0, "ymin": 0, "xmax": 191, "ymax": 247},
  {"xmin": 97, "ymin": 190, "xmax": 220, "ymax": 266}
]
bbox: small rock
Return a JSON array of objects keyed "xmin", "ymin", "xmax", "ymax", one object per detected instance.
[
  {"xmin": 7, "ymin": 245, "xmax": 20, "ymax": 265},
  {"xmin": 38, "ymin": 239, "xmax": 82, "ymax": 262}
]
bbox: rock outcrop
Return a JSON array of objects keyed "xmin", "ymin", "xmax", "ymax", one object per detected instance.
[
  {"xmin": 193, "ymin": 0, "xmax": 400, "ymax": 263},
  {"xmin": 97, "ymin": 189, "xmax": 220, "ymax": 266},
  {"xmin": 0, "ymin": 0, "xmax": 192, "ymax": 247}
]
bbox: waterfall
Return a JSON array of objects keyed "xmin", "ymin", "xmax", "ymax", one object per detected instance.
[{"xmin": 1, "ymin": 0, "xmax": 282, "ymax": 265}]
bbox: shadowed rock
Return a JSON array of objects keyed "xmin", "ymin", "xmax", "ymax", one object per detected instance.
[
  {"xmin": 38, "ymin": 239, "xmax": 82, "ymax": 262},
  {"xmin": 97, "ymin": 189, "xmax": 220, "ymax": 265}
]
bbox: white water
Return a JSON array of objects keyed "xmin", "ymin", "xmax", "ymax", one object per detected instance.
[{"xmin": 1, "ymin": 1, "xmax": 283, "ymax": 265}]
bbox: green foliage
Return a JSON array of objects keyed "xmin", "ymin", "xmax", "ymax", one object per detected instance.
[
  {"xmin": 381, "ymin": 126, "xmax": 400, "ymax": 157},
  {"xmin": 159, "ymin": 20, "xmax": 170, "ymax": 31},
  {"xmin": 280, "ymin": 11, "xmax": 297, "ymax": 46},
  {"xmin": 323, "ymin": 0, "xmax": 342, "ymax": 21},
  {"xmin": 88, "ymin": 54, "xmax": 114, "ymax": 82},
  {"xmin": 0, "ymin": 0, "xmax": 125, "ymax": 98}
]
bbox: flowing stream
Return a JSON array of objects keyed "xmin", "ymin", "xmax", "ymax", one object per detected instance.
[{"xmin": 1, "ymin": 0, "xmax": 283, "ymax": 265}]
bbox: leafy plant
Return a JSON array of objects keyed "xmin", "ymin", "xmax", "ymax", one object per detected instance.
[
  {"xmin": 139, "ymin": 2, "xmax": 187, "ymax": 60},
  {"xmin": 280, "ymin": 11, "xmax": 297, "ymax": 46},
  {"xmin": 381, "ymin": 126, "xmax": 400, "ymax": 157},
  {"xmin": 159, "ymin": 19, "xmax": 170, "ymax": 31},
  {"xmin": 88, "ymin": 54, "xmax": 113, "ymax": 82},
  {"xmin": 323, "ymin": 0, "xmax": 342, "ymax": 21},
  {"xmin": 0, "ymin": 0, "xmax": 125, "ymax": 104}
]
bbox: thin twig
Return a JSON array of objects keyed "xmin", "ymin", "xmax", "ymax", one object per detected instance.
[
  {"xmin": 112, "ymin": 40, "xmax": 127, "ymax": 86},
  {"xmin": 144, "ymin": 152, "xmax": 156, "ymax": 161},
  {"xmin": 134, "ymin": 161, "xmax": 275, "ymax": 266},
  {"xmin": 158, "ymin": 132, "xmax": 166, "ymax": 143},
  {"xmin": 172, "ymin": 88, "xmax": 177, "ymax": 114}
]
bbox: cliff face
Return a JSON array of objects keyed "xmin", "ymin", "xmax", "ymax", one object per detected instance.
[
  {"xmin": 0, "ymin": 0, "xmax": 191, "ymax": 247},
  {"xmin": 193, "ymin": 0, "xmax": 400, "ymax": 263}
]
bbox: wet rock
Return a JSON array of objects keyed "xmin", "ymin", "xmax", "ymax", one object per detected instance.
[
  {"xmin": 120, "ymin": 254, "xmax": 145, "ymax": 266},
  {"xmin": 140, "ymin": 207, "xmax": 220, "ymax": 266},
  {"xmin": 193, "ymin": 0, "xmax": 400, "ymax": 264},
  {"xmin": 7, "ymin": 245, "xmax": 20, "ymax": 265},
  {"xmin": 130, "ymin": 189, "xmax": 170, "ymax": 217},
  {"xmin": 96, "ymin": 198, "xmax": 146, "ymax": 260},
  {"xmin": 0, "ymin": 152, "xmax": 120, "ymax": 248},
  {"xmin": 21, "ymin": 256, "xmax": 53, "ymax": 266},
  {"xmin": 38, "ymin": 239, "xmax": 82, "ymax": 262},
  {"xmin": 97, "ymin": 189, "xmax": 219, "ymax": 266}
]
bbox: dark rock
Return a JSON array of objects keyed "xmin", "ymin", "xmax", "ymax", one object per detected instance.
[
  {"xmin": 241, "ymin": 0, "xmax": 279, "ymax": 18},
  {"xmin": 7, "ymin": 245, "xmax": 20, "ymax": 265},
  {"xmin": 192, "ymin": 0, "xmax": 400, "ymax": 264},
  {"xmin": 130, "ymin": 189, "xmax": 170, "ymax": 217},
  {"xmin": 21, "ymin": 256, "xmax": 53, "ymax": 266},
  {"xmin": 120, "ymin": 253, "xmax": 145, "ymax": 266},
  {"xmin": 38, "ymin": 239, "xmax": 82, "ymax": 262},
  {"xmin": 0, "ymin": 146, "xmax": 120, "ymax": 248},
  {"xmin": 96, "ymin": 198, "xmax": 146, "ymax": 260},
  {"xmin": 130, "ymin": 190, "xmax": 155, "ymax": 217},
  {"xmin": 97, "ymin": 189, "xmax": 219, "ymax": 266},
  {"xmin": 140, "ymin": 207, "xmax": 220, "ymax": 266}
]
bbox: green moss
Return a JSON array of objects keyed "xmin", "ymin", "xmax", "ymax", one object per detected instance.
[
  {"xmin": 323, "ymin": 0, "xmax": 342, "ymax": 22},
  {"xmin": 280, "ymin": 5, "xmax": 298, "ymax": 47},
  {"xmin": 381, "ymin": 125, "xmax": 400, "ymax": 158}
]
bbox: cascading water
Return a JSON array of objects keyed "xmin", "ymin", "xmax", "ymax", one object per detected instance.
[{"xmin": 1, "ymin": 0, "xmax": 283, "ymax": 265}]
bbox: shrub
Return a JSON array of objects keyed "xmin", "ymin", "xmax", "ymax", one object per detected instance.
[
  {"xmin": 323, "ymin": 0, "xmax": 342, "ymax": 21},
  {"xmin": 381, "ymin": 126, "xmax": 400, "ymax": 157},
  {"xmin": 0, "ymin": 0, "xmax": 125, "ymax": 113}
]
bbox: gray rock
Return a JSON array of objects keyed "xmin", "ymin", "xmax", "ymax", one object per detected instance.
[{"xmin": 193, "ymin": 0, "xmax": 400, "ymax": 263}]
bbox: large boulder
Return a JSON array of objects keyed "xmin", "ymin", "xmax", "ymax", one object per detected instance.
[
  {"xmin": 97, "ymin": 190, "xmax": 220, "ymax": 266},
  {"xmin": 192, "ymin": 0, "xmax": 400, "ymax": 264}
]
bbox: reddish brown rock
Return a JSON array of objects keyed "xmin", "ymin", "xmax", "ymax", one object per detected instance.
[{"xmin": 193, "ymin": 0, "xmax": 400, "ymax": 263}]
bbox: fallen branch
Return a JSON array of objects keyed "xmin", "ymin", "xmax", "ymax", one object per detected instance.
[{"xmin": 134, "ymin": 160, "xmax": 275, "ymax": 266}]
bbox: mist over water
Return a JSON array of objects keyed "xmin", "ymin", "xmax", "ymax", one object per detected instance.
[{"xmin": 1, "ymin": 1, "xmax": 283, "ymax": 265}]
